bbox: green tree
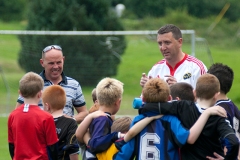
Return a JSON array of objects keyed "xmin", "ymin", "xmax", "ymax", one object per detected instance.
[
  {"xmin": 0, "ymin": 0, "xmax": 27, "ymax": 21},
  {"xmin": 123, "ymin": 0, "xmax": 239, "ymax": 21},
  {"xmin": 18, "ymin": 0, "xmax": 126, "ymax": 86}
]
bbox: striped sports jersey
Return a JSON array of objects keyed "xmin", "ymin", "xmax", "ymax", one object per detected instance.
[
  {"xmin": 113, "ymin": 110, "xmax": 190, "ymax": 160},
  {"xmin": 17, "ymin": 71, "xmax": 86, "ymax": 116},
  {"xmin": 139, "ymin": 101, "xmax": 239, "ymax": 160},
  {"xmin": 148, "ymin": 53, "xmax": 207, "ymax": 89},
  {"xmin": 215, "ymin": 99, "xmax": 240, "ymax": 139}
]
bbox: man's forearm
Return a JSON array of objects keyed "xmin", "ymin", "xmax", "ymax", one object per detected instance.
[{"xmin": 74, "ymin": 111, "xmax": 88, "ymax": 124}]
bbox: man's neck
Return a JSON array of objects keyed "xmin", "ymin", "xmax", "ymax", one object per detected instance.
[
  {"xmin": 167, "ymin": 51, "xmax": 185, "ymax": 68},
  {"xmin": 51, "ymin": 79, "xmax": 62, "ymax": 85},
  {"xmin": 46, "ymin": 75, "xmax": 62, "ymax": 85}
]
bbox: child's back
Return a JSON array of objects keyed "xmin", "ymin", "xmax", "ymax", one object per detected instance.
[
  {"xmin": 8, "ymin": 106, "xmax": 57, "ymax": 159},
  {"xmin": 8, "ymin": 72, "xmax": 58, "ymax": 160},
  {"xmin": 208, "ymin": 63, "xmax": 240, "ymax": 139},
  {"xmin": 42, "ymin": 85, "xmax": 79, "ymax": 160},
  {"xmin": 115, "ymin": 78, "xmax": 192, "ymax": 159}
]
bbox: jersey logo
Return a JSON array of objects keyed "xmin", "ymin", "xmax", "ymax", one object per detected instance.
[
  {"xmin": 56, "ymin": 128, "xmax": 61, "ymax": 134},
  {"xmin": 183, "ymin": 73, "xmax": 191, "ymax": 80}
]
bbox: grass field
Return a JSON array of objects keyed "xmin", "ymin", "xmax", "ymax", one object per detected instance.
[{"xmin": 1, "ymin": 20, "xmax": 240, "ymax": 159}]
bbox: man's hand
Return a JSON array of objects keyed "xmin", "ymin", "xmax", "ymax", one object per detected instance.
[
  {"xmin": 164, "ymin": 75, "xmax": 177, "ymax": 86},
  {"xmin": 140, "ymin": 73, "xmax": 152, "ymax": 88}
]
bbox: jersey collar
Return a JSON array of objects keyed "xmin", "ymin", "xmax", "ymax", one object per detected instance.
[
  {"xmin": 39, "ymin": 70, "xmax": 67, "ymax": 85},
  {"xmin": 166, "ymin": 53, "xmax": 188, "ymax": 75}
]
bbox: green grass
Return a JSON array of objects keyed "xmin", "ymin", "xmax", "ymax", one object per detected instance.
[
  {"xmin": 0, "ymin": 117, "xmax": 10, "ymax": 160},
  {"xmin": 1, "ymin": 20, "xmax": 240, "ymax": 159}
]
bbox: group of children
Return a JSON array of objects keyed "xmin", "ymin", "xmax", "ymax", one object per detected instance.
[
  {"xmin": 8, "ymin": 72, "xmax": 79, "ymax": 160},
  {"xmin": 8, "ymin": 63, "xmax": 240, "ymax": 160}
]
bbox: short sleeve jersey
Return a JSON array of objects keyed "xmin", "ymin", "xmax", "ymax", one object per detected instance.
[
  {"xmin": 148, "ymin": 54, "xmax": 207, "ymax": 89},
  {"xmin": 215, "ymin": 99, "xmax": 240, "ymax": 139},
  {"xmin": 86, "ymin": 113, "xmax": 118, "ymax": 160},
  {"xmin": 17, "ymin": 71, "xmax": 86, "ymax": 116},
  {"xmin": 114, "ymin": 112, "xmax": 190, "ymax": 160},
  {"xmin": 8, "ymin": 104, "xmax": 58, "ymax": 160},
  {"xmin": 54, "ymin": 116, "xmax": 79, "ymax": 160}
]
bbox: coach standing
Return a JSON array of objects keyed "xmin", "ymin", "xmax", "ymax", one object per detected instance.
[
  {"xmin": 140, "ymin": 24, "xmax": 207, "ymax": 89},
  {"xmin": 16, "ymin": 45, "xmax": 88, "ymax": 124}
]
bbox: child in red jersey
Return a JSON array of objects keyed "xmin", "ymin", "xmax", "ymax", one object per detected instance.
[{"xmin": 8, "ymin": 72, "xmax": 58, "ymax": 160}]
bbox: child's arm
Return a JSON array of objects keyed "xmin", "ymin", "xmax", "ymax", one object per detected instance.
[
  {"xmin": 69, "ymin": 153, "xmax": 79, "ymax": 160},
  {"xmin": 83, "ymin": 130, "xmax": 91, "ymax": 145},
  {"xmin": 187, "ymin": 106, "xmax": 227, "ymax": 144},
  {"xmin": 75, "ymin": 111, "xmax": 106, "ymax": 143},
  {"xmin": 124, "ymin": 115, "xmax": 163, "ymax": 142},
  {"xmin": 206, "ymin": 152, "xmax": 224, "ymax": 160}
]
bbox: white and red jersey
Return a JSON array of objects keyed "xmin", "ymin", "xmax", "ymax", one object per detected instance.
[{"xmin": 148, "ymin": 53, "xmax": 207, "ymax": 89}]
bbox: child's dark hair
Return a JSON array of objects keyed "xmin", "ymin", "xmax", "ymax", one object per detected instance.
[
  {"xmin": 207, "ymin": 63, "xmax": 233, "ymax": 94},
  {"xmin": 170, "ymin": 82, "xmax": 195, "ymax": 101}
]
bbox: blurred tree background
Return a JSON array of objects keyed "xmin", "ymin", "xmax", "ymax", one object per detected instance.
[
  {"xmin": 17, "ymin": 0, "xmax": 126, "ymax": 86},
  {"xmin": 1, "ymin": 0, "xmax": 240, "ymax": 86}
]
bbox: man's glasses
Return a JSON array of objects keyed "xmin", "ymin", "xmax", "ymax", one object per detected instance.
[{"xmin": 42, "ymin": 45, "xmax": 62, "ymax": 53}]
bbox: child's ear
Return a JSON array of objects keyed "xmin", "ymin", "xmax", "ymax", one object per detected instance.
[
  {"xmin": 193, "ymin": 89, "xmax": 196, "ymax": 98},
  {"xmin": 115, "ymin": 98, "xmax": 122, "ymax": 107},
  {"xmin": 44, "ymin": 103, "xmax": 50, "ymax": 111},
  {"xmin": 18, "ymin": 90, "xmax": 22, "ymax": 96},
  {"xmin": 213, "ymin": 92, "xmax": 220, "ymax": 100},
  {"xmin": 168, "ymin": 95, "xmax": 172, "ymax": 101},
  {"xmin": 117, "ymin": 98, "xmax": 122, "ymax": 105},
  {"xmin": 37, "ymin": 91, "xmax": 42, "ymax": 99}
]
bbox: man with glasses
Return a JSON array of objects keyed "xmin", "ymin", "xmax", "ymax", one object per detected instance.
[{"xmin": 16, "ymin": 45, "xmax": 88, "ymax": 124}]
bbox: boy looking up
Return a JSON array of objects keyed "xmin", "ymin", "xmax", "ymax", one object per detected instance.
[
  {"xmin": 139, "ymin": 74, "xmax": 239, "ymax": 160},
  {"xmin": 8, "ymin": 72, "xmax": 58, "ymax": 160},
  {"xmin": 42, "ymin": 85, "xmax": 79, "ymax": 160}
]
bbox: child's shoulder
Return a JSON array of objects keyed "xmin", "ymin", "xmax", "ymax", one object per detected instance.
[{"xmin": 91, "ymin": 115, "xmax": 113, "ymax": 125}]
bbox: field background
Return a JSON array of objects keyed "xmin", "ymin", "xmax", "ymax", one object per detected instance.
[{"xmin": 1, "ymin": 18, "xmax": 240, "ymax": 159}]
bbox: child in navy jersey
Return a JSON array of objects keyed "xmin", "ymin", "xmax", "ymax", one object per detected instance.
[
  {"xmin": 208, "ymin": 63, "xmax": 240, "ymax": 159},
  {"xmin": 76, "ymin": 77, "xmax": 124, "ymax": 160}
]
